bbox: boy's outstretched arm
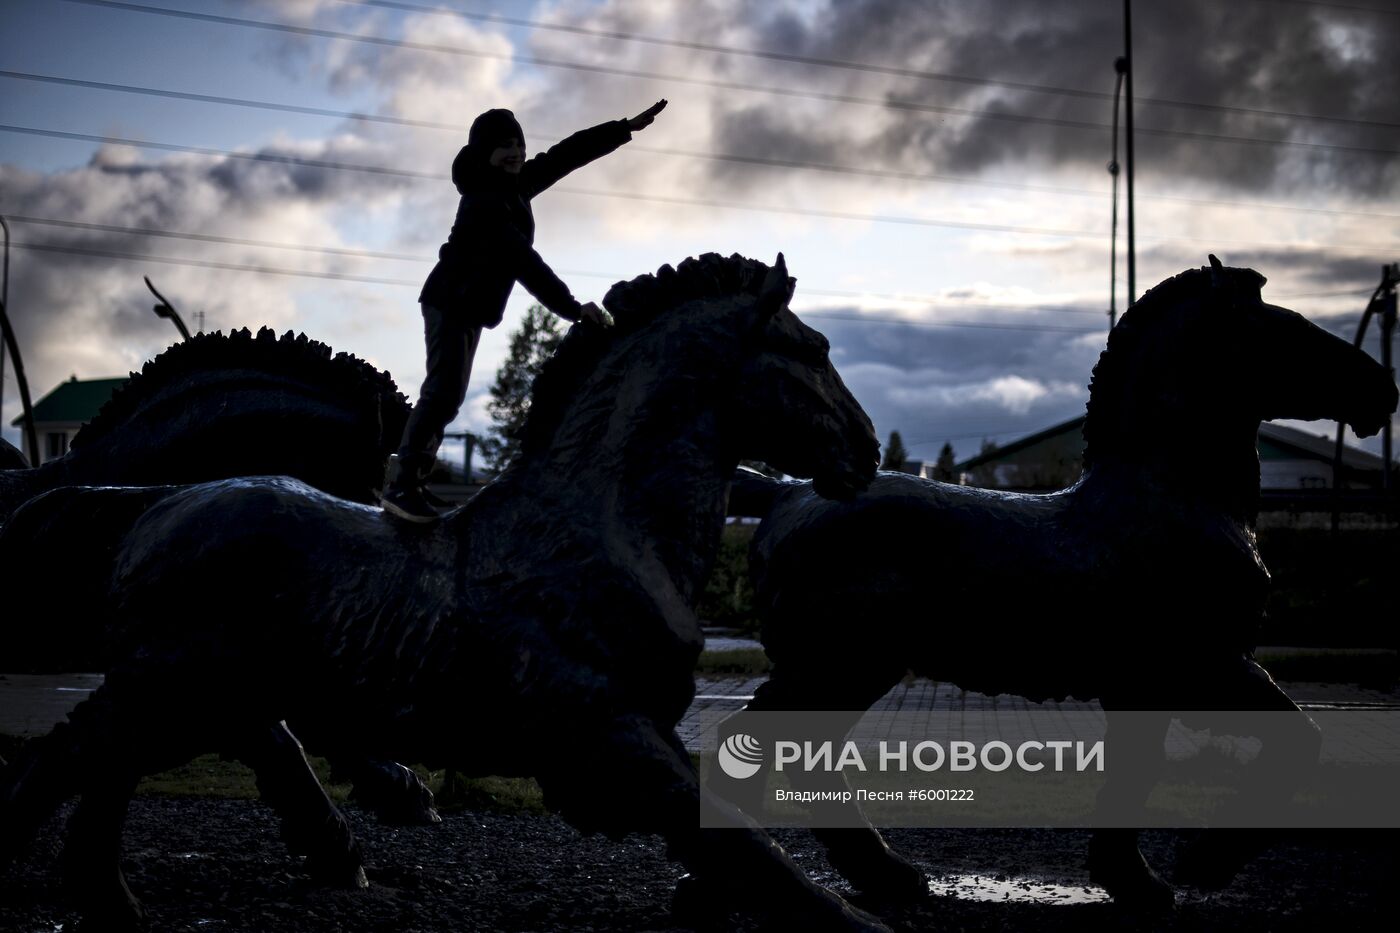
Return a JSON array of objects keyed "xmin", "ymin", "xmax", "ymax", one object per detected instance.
[{"xmin": 520, "ymin": 99, "xmax": 667, "ymax": 198}]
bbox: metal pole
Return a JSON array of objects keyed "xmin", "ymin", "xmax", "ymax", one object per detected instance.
[
  {"xmin": 1109, "ymin": 59, "xmax": 1126, "ymax": 329},
  {"xmin": 0, "ymin": 213, "xmax": 8, "ymax": 430},
  {"xmin": 0, "ymin": 296, "xmax": 39, "ymax": 465},
  {"xmin": 1381, "ymin": 269, "xmax": 1396, "ymax": 496},
  {"xmin": 1123, "ymin": 0, "xmax": 1136, "ymax": 306}
]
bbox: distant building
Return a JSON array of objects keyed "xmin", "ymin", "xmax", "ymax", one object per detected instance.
[
  {"xmin": 955, "ymin": 415, "xmax": 1390, "ymax": 492},
  {"xmin": 887, "ymin": 458, "xmax": 926, "ymax": 477},
  {"xmin": 10, "ymin": 376, "xmax": 126, "ymax": 466}
]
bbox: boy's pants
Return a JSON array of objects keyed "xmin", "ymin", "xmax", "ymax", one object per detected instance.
[{"xmin": 395, "ymin": 302, "xmax": 483, "ymax": 476}]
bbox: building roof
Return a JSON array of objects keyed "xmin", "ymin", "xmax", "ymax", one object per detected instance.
[
  {"xmin": 954, "ymin": 414, "xmax": 1388, "ymax": 472},
  {"xmin": 1257, "ymin": 422, "xmax": 1385, "ymax": 471},
  {"xmin": 955, "ymin": 415, "xmax": 1085, "ymax": 471},
  {"xmin": 11, "ymin": 376, "xmax": 127, "ymax": 427}
]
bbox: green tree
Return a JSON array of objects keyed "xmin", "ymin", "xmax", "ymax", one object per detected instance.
[
  {"xmin": 480, "ymin": 304, "xmax": 565, "ymax": 473},
  {"xmin": 933, "ymin": 441, "xmax": 957, "ymax": 482},
  {"xmin": 880, "ymin": 430, "xmax": 908, "ymax": 472}
]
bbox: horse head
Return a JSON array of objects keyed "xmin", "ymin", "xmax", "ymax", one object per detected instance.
[
  {"xmin": 1086, "ymin": 258, "xmax": 1397, "ymax": 464},
  {"xmin": 729, "ymin": 254, "xmax": 879, "ymax": 499},
  {"xmin": 520, "ymin": 253, "xmax": 878, "ymax": 503}
]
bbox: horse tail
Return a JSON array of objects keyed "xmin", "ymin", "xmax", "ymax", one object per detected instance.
[
  {"xmin": 727, "ymin": 468, "xmax": 790, "ymax": 520},
  {"xmin": 0, "ymin": 485, "xmax": 179, "ymax": 671}
]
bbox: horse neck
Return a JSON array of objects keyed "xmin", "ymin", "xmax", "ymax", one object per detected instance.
[
  {"xmin": 1080, "ymin": 403, "xmax": 1263, "ymax": 529},
  {"xmin": 494, "ymin": 349, "xmax": 735, "ymax": 607}
]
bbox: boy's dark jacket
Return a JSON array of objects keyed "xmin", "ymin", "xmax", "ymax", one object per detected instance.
[{"xmin": 419, "ymin": 119, "xmax": 632, "ymax": 328}]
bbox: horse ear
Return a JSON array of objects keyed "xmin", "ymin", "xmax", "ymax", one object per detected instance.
[
  {"xmin": 755, "ymin": 252, "xmax": 795, "ymax": 322},
  {"xmin": 1208, "ymin": 253, "xmax": 1224, "ymax": 289}
]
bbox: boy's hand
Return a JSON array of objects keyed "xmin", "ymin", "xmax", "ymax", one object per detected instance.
[
  {"xmin": 579, "ymin": 302, "xmax": 614, "ymax": 328},
  {"xmin": 627, "ymin": 99, "xmax": 667, "ymax": 131}
]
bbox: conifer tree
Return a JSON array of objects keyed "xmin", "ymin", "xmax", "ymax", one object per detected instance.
[
  {"xmin": 880, "ymin": 430, "xmax": 908, "ymax": 472},
  {"xmin": 480, "ymin": 304, "xmax": 565, "ymax": 472}
]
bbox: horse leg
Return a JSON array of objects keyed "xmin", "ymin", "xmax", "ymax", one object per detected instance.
[
  {"xmin": 0, "ymin": 722, "xmax": 84, "ymax": 867},
  {"xmin": 19, "ymin": 681, "xmax": 196, "ymax": 929},
  {"xmin": 1087, "ymin": 708, "xmax": 1174, "ymax": 910},
  {"xmin": 747, "ymin": 662, "xmax": 925, "ymax": 901},
  {"xmin": 63, "ymin": 769, "xmax": 145, "ymax": 932},
  {"xmin": 540, "ymin": 715, "xmax": 891, "ymax": 932},
  {"xmin": 234, "ymin": 721, "xmax": 367, "ymax": 889},
  {"xmin": 1174, "ymin": 656, "xmax": 1320, "ymax": 888}
]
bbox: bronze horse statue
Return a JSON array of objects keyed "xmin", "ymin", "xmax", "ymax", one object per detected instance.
[
  {"xmin": 733, "ymin": 259, "xmax": 1399, "ymax": 907},
  {"xmin": 0, "ymin": 254, "xmax": 890, "ymax": 931},
  {"xmin": 0, "ymin": 326, "xmax": 409, "ymax": 528},
  {"xmin": 0, "ymin": 327, "xmax": 438, "ymax": 824}
]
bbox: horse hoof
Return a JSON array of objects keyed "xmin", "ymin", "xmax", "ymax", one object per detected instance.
[
  {"xmin": 1087, "ymin": 840, "xmax": 1175, "ymax": 911},
  {"xmin": 827, "ymin": 848, "xmax": 927, "ymax": 902},
  {"xmin": 75, "ymin": 899, "xmax": 148, "ymax": 933},
  {"xmin": 376, "ymin": 804, "xmax": 442, "ymax": 826},
  {"xmin": 669, "ymin": 874, "xmax": 728, "ymax": 928},
  {"xmin": 805, "ymin": 894, "xmax": 893, "ymax": 932},
  {"xmin": 305, "ymin": 853, "xmax": 369, "ymax": 889},
  {"xmin": 1174, "ymin": 832, "xmax": 1260, "ymax": 889},
  {"xmin": 1089, "ymin": 861, "xmax": 1175, "ymax": 911}
]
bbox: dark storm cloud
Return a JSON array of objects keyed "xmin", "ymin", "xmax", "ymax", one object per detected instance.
[
  {"xmin": 694, "ymin": 0, "xmax": 1400, "ymax": 195},
  {"xmin": 1139, "ymin": 243, "xmax": 1389, "ymax": 292},
  {"xmin": 799, "ymin": 310, "xmax": 1106, "ymax": 461},
  {"xmin": 0, "ymin": 137, "xmax": 412, "ymax": 433}
]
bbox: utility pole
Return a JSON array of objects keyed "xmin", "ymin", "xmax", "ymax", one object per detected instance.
[
  {"xmin": 0, "ymin": 213, "xmax": 8, "ymax": 425},
  {"xmin": 0, "ymin": 213, "xmax": 38, "ymax": 463},
  {"xmin": 1331, "ymin": 263, "xmax": 1398, "ymax": 532},
  {"xmin": 443, "ymin": 431, "xmax": 476, "ymax": 484},
  {"xmin": 1380, "ymin": 265, "xmax": 1396, "ymax": 497},
  {"xmin": 1109, "ymin": 57, "xmax": 1127, "ymax": 329},
  {"xmin": 1123, "ymin": 0, "xmax": 1136, "ymax": 306}
]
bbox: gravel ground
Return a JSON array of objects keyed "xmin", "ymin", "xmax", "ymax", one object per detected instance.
[{"xmin": 2, "ymin": 797, "xmax": 1395, "ymax": 932}]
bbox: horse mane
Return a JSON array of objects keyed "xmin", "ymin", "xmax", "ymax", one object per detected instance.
[
  {"xmin": 71, "ymin": 327, "xmax": 409, "ymax": 451},
  {"xmin": 1082, "ymin": 261, "xmax": 1267, "ymax": 468},
  {"xmin": 516, "ymin": 252, "xmax": 776, "ymax": 458}
]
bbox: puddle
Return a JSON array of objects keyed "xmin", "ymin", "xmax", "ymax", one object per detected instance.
[{"xmin": 929, "ymin": 873, "xmax": 1110, "ymax": 904}]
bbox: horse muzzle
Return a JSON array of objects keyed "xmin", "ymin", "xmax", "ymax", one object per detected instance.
[
  {"xmin": 1349, "ymin": 376, "xmax": 1398, "ymax": 438},
  {"xmin": 812, "ymin": 450, "xmax": 877, "ymax": 501}
]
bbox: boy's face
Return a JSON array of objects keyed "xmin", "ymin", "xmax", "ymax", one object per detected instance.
[{"xmin": 489, "ymin": 137, "xmax": 525, "ymax": 174}]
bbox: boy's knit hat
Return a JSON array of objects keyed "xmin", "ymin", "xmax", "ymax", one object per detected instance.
[
  {"xmin": 468, "ymin": 109, "xmax": 524, "ymax": 151},
  {"xmin": 453, "ymin": 109, "xmax": 525, "ymax": 191}
]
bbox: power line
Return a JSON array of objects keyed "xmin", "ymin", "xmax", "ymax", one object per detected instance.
[
  {"xmin": 5, "ymin": 239, "xmax": 1103, "ymax": 334},
  {"xmin": 25, "ymin": 212, "xmax": 1367, "ymax": 312},
  {"xmin": 7, "ymin": 69, "xmax": 1399, "ymax": 222},
  {"xmin": 57, "ymin": 0, "xmax": 1400, "ymax": 158},
  {"xmin": 1, "ymin": 214, "xmax": 1107, "ymax": 315},
  {"xmin": 1254, "ymin": 0, "xmax": 1400, "ymax": 16},
  {"xmin": 0, "ymin": 123, "xmax": 1101, "ymax": 237},
  {"xmin": 7, "ymin": 214, "xmax": 428, "ymax": 263},
  {"xmin": 9, "ymin": 240, "xmax": 420, "ymax": 287},
  {"xmin": 6, "ymin": 122, "xmax": 1394, "ymax": 256},
  {"xmin": 337, "ymin": 0, "xmax": 1400, "ymax": 131}
]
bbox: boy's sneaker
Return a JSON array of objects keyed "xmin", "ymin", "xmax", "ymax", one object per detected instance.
[{"xmin": 380, "ymin": 485, "xmax": 441, "ymax": 523}]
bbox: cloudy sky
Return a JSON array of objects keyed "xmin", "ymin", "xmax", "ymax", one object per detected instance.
[{"xmin": 2, "ymin": 0, "xmax": 1397, "ymax": 469}]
